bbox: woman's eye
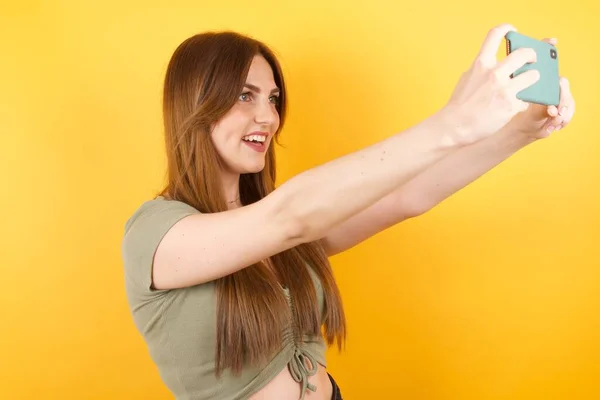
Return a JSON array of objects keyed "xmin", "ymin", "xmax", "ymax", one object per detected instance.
[{"xmin": 239, "ymin": 92, "xmax": 279, "ymax": 104}]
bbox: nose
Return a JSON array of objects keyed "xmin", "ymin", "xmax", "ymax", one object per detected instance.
[{"xmin": 254, "ymin": 97, "xmax": 278, "ymax": 126}]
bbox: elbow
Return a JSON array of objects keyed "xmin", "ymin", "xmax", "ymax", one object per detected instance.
[
  {"xmin": 287, "ymin": 215, "xmax": 309, "ymax": 244},
  {"xmin": 282, "ymin": 204, "xmax": 328, "ymax": 245},
  {"xmin": 277, "ymin": 211, "xmax": 312, "ymax": 249},
  {"xmin": 403, "ymin": 206, "xmax": 431, "ymax": 219},
  {"xmin": 288, "ymin": 213, "xmax": 333, "ymax": 245},
  {"xmin": 398, "ymin": 198, "xmax": 434, "ymax": 219},
  {"xmin": 268, "ymin": 191, "xmax": 311, "ymax": 247}
]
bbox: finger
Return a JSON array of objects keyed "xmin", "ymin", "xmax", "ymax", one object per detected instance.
[
  {"xmin": 548, "ymin": 112, "xmax": 566, "ymax": 128},
  {"xmin": 566, "ymin": 99, "xmax": 576, "ymax": 123},
  {"xmin": 542, "ymin": 37, "xmax": 558, "ymax": 46},
  {"xmin": 552, "ymin": 78, "xmax": 571, "ymax": 126},
  {"xmin": 544, "ymin": 78, "xmax": 574, "ymax": 131},
  {"xmin": 543, "ymin": 114, "xmax": 564, "ymax": 133},
  {"xmin": 542, "ymin": 123, "xmax": 558, "ymax": 135},
  {"xmin": 477, "ymin": 24, "xmax": 518, "ymax": 65},
  {"xmin": 508, "ymin": 68, "xmax": 540, "ymax": 93},
  {"xmin": 546, "ymin": 78, "xmax": 575, "ymax": 130},
  {"xmin": 495, "ymin": 47, "xmax": 537, "ymax": 78},
  {"xmin": 558, "ymin": 77, "xmax": 573, "ymax": 121}
]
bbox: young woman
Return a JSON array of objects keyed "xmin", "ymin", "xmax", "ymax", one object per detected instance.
[{"xmin": 121, "ymin": 25, "xmax": 574, "ymax": 400}]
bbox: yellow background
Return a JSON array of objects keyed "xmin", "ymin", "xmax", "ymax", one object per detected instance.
[{"xmin": 2, "ymin": 0, "xmax": 598, "ymax": 399}]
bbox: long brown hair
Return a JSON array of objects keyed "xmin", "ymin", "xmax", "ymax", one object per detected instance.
[{"xmin": 159, "ymin": 31, "xmax": 346, "ymax": 375}]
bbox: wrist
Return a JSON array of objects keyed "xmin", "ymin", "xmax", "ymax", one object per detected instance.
[
  {"xmin": 492, "ymin": 125, "xmax": 538, "ymax": 153},
  {"xmin": 430, "ymin": 105, "xmax": 474, "ymax": 149}
]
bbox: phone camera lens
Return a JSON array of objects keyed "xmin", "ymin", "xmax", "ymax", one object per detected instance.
[{"xmin": 550, "ymin": 49, "xmax": 557, "ymax": 59}]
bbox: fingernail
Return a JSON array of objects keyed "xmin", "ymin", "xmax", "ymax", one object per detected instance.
[
  {"xmin": 559, "ymin": 106, "xmax": 567, "ymax": 115},
  {"xmin": 547, "ymin": 125, "xmax": 555, "ymax": 133}
]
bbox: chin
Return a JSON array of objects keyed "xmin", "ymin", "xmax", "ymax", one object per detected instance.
[
  {"xmin": 243, "ymin": 163, "xmax": 266, "ymax": 174},
  {"xmin": 232, "ymin": 160, "xmax": 266, "ymax": 175}
]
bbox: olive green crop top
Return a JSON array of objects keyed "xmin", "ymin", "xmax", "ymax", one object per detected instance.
[{"xmin": 121, "ymin": 197, "xmax": 329, "ymax": 400}]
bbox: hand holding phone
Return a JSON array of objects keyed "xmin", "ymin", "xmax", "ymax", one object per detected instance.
[{"xmin": 505, "ymin": 31, "xmax": 560, "ymax": 106}]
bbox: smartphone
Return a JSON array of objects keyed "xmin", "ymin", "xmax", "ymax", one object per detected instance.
[{"xmin": 505, "ymin": 31, "xmax": 560, "ymax": 106}]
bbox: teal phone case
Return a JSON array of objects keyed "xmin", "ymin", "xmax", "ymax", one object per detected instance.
[{"xmin": 505, "ymin": 31, "xmax": 560, "ymax": 106}]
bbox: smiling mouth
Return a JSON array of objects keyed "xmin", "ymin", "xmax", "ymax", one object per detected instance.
[
  {"xmin": 241, "ymin": 135, "xmax": 268, "ymax": 152},
  {"xmin": 241, "ymin": 134, "xmax": 267, "ymax": 144}
]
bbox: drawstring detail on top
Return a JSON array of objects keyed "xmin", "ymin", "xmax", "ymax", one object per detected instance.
[
  {"xmin": 281, "ymin": 285, "xmax": 320, "ymax": 399},
  {"xmin": 288, "ymin": 347, "xmax": 318, "ymax": 399}
]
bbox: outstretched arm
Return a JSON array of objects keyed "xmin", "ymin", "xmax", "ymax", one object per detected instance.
[
  {"xmin": 320, "ymin": 37, "xmax": 576, "ymax": 258},
  {"xmin": 319, "ymin": 126, "xmax": 536, "ymax": 256},
  {"xmin": 321, "ymin": 63, "xmax": 576, "ymax": 257}
]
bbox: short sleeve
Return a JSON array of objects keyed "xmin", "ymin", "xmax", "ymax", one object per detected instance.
[{"xmin": 121, "ymin": 197, "xmax": 199, "ymax": 296}]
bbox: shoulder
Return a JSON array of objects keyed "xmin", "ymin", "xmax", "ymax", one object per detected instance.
[
  {"xmin": 124, "ymin": 196, "xmax": 199, "ymax": 234},
  {"xmin": 121, "ymin": 195, "xmax": 200, "ymax": 293}
]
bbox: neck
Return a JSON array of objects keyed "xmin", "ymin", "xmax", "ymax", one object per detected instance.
[{"xmin": 221, "ymin": 170, "xmax": 241, "ymax": 206}]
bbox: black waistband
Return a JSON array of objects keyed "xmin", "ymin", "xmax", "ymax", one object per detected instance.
[{"xmin": 328, "ymin": 373, "xmax": 343, "ymax": 400}]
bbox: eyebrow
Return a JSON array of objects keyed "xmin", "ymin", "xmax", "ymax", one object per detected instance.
[{"xmin": 244, "ymin": 83, "xmax": 280, "ymax": 95}]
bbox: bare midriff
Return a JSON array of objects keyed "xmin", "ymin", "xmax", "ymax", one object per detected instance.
[{"xmin": 249, "ymin": 362, "xmax": 332, "ymax": 400}]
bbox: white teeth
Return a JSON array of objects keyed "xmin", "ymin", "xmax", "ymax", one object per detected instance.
[{"xmin": 242, "ymin": 135, "xmax": 266, "ymax": 143}]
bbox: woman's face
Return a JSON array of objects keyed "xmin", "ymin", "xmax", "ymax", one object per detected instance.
[{"xmin": 210, "ymin": 55, "xmax": 281, "ymax": 176}]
